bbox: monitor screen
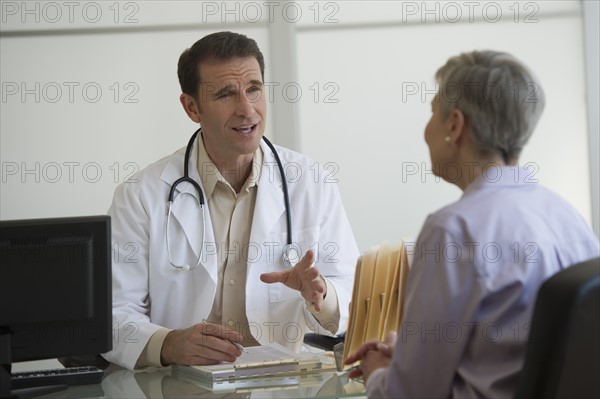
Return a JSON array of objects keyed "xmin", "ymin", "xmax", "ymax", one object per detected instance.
[{"xmin": 0, "ymin": 216, "xmax": 112, "ymax": 364}]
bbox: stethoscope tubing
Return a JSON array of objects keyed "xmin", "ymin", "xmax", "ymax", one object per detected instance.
[{"xmin": 166, "ymin": 128, "xmax": 293, "ymax": 270}]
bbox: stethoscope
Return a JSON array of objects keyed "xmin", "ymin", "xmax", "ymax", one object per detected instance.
[{"xmin": 166, "ymin": 128, "xmax": 300, "ymax": 271}]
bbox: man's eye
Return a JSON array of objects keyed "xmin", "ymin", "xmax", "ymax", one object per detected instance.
[
  {"xmin": 218, "ymin": 93, "xmax": 233, "ymax": 100},
  {"xmin": 247, "ymin": 87, "xmax": 262, "ymax": 101}
]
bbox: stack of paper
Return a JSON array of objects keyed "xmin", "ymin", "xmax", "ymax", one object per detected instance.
[
  {"xmin": 172, "ymin": 342, "xmax": 322, "ymax": 390},
  {"xmin": 342, "ymin": 241, "xmax": 411, "ymax": 366},
  {"xmin": 173, "ymin": 367, "xmax": 326, "ymax": 393}
]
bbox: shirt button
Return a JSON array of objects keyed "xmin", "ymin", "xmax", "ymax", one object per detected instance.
[
  {"xmin": 229, "ymin": 279, "xmax": 236, "ymax": 285},
  {"xmin": 227, "ymin": 320, "xmax": 234, "ymax": 327}
]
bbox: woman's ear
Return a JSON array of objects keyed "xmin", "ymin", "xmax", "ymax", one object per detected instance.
[
  {"xmin": 179, "ymin": 93, "xmax": 201, "ymax": 124},
  {"xmin": 445, "ymin": 108, "xmax": 466, "ymax": 144}
]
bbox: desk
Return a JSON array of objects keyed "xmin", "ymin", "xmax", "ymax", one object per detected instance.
[{"xmin": 37, "ymin": 365, "xmax": 366, "ymax": 399}]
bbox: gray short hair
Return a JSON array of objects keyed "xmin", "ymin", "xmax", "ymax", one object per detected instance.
[{"xmin": 435, "ymin": 51, "xmax": 545, "ymax": 163}]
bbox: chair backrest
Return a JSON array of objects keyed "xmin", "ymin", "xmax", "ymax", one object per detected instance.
[{"xmin": 514, "ymin": 257, "xmax": 600, "ymax": 399}]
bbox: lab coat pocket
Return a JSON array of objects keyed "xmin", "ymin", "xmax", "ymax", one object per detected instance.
[{"xmin": 267, "ymin": 226, "xmax": 320, "ymax": 303}]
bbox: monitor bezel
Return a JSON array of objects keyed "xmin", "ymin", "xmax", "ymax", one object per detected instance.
[{"xmin": 0, "ymin": 215, "xmax": 112, "ymax": 363}]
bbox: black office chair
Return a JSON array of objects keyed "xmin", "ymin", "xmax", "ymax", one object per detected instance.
[{"xmin": 514, "ymin": 257, "xmax": 600, "ymax": 399}]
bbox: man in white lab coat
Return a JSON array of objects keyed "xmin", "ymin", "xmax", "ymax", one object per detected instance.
[{"xmin": 102, "ymin": 31, "xmax": 359, "ymax": 370}]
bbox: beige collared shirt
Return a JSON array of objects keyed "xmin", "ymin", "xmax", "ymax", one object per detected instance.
[
  {"xmin": 199, "ymin": 134, "xmax": 262, "ymax": 347},
  {"xmin": 136, "ymin": 136, "xmax": 338, "ymax": 368}
]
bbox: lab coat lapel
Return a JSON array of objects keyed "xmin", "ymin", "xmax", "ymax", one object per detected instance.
[
  {"xmin": 249, "ymin": 140, "xmax": 286, "ymax": 252},
  {"xmin": 159, "ymin": 142, "xmax": 217, "ymax": 283}
]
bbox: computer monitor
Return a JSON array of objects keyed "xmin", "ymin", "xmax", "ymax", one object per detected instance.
[{"xmin": 0, "ymin": 215, "xmax": 112, "ymax": 396}]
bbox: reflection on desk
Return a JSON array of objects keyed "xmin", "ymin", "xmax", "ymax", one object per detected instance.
[{"xmin": 36, "ymin": 365, "xmax": 366, "ymax": 399}]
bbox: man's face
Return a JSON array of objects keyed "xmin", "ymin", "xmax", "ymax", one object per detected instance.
[{"xmin": 194, "ymin": 57, "xmax": 266, "ymax": 164}]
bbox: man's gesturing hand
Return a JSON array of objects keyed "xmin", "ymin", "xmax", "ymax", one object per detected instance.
[{"xmin": 259, "ymin": 250, "xmax": 328, "ymax": 311}]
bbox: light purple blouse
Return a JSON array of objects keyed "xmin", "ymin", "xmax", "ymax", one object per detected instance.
[{"xmin": 366, "ymin": 166, "xmax": 600, "ymax": 398}]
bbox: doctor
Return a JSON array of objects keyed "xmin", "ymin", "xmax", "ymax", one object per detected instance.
[{"xmin": 102, "ymin": 31, "xmax": 359, "ymax": 370}]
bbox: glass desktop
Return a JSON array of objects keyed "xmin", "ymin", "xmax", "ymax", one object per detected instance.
[{"xmin": 35, "ymin": 364, "xmax": 367, "ymax": 399}]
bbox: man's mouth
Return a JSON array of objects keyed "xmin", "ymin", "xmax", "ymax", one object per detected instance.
[{"xmin": 232, "ymin": 125, "xmax": 257, "ymax": 134}]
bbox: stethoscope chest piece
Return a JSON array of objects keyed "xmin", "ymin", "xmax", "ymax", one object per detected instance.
[{"xmin": 283, "ymin": 244, "xmax": 300, "ymax": 267}]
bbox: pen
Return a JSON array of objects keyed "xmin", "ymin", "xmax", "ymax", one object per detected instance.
[
  {"xmin": 342, "ymin": 365, "xmax": 364, "ymax": 383},
  {"xmin": 343, "ymin": 365, "xmax": 361, "ymax": 374},
  {"xmin": 229, "ymin": 339, "xmax": 248, "ymax": 353},
  {"xmin": 202, "ymin": 320, "xmax": 248, "ymax": 353}
]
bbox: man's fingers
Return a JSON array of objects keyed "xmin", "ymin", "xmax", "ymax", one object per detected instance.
[
  {"xmin": 308, "ymin": 267, "xmax": 322, "ymax": 283},
  {"xmin": 178, "ymin": 340, "xmax": 238, "ymax": 365},
  {"xmin": 261, "ymin": 250, "xmax": 327, "ymax": 309},
  {"xmin": 310, "ymin": 286, "xmax": 325, "ymax": 303},
  {"xmin": 192, "ymin": 341, "xmax": 238, "ymax": 364},
  {"xmin": 305, "ymin": 275, "xmax": 326, "ymax": 311},
  {"xmin": 294, "ymin": 249, "xmax": 315, "ymax": 270},
  {"xmin": 312, "ymin": 298, "xmax": 323, "ymax": 312},
  {"xmin": 199, "ymin": 322, "xmax": 242, "ymax": 343},
  {"xmin": 202, "ymin": 336, "xmax": 241, "ymax": 359},
  {"xmin": 311, "ymin": 273, "xmax": 326, "ymax": 293},
  {"xmin": 260, "ymin": 271, "xmax": 287, "ymax": 284},
  {"xmin": 191, "ymin": 324, "xmax": 244, "ymax": 363},
  {"xmin": 161, "ymin": 325, "xmax": 243, "ymax": 366}
]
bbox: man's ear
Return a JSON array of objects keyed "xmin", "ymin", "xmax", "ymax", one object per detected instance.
[
  {"xmin": 179, "ymin": 93, "xmax": 201, "ymax": 124},
  {"xmin": 445, "ymin": 108, "xmax": 466, "ymax": 144}
]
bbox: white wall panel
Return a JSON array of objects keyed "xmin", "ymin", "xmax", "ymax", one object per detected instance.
[
  {"xmin": 297, "ymin": 8, "xmax": 591, "ymax": 251},
  {"xmin": 1, "ymin": 0, "xmax": 596, "ymax": 248},
  {"xmin": 1, "ymin": 26, "xmax": 270, "ymax": 219}
]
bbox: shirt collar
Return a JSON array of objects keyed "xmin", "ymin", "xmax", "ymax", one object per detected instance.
[
  {"xmin": 242, "ymin": 144, "xmax": 263, "ymax": 193},
  {"xmin": 197, "ymin": 134, "xmax": 263, "ymax": 199},
  {"xmin": 464, "ymin": 165, "xmax": 539, "ymax": 196}
]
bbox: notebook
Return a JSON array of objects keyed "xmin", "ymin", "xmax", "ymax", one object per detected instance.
[{"xmin": 172, "ymin": 342, "xmax": 322, "ymax": 384}]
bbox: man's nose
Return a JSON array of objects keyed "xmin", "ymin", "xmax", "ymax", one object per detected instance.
[{"xmin": 234, "ymin": 93, "xmax": 255, "ymax": 117}]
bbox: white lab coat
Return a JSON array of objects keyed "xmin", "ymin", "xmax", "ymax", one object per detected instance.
[{"xmin": 102, "ymin": 139, "xmax": 359, "ymax": 370}]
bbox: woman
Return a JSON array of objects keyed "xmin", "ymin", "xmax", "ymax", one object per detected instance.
[{"xmin": 345, "ymin": 51, "xmax": 600, "ymax": 398}]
